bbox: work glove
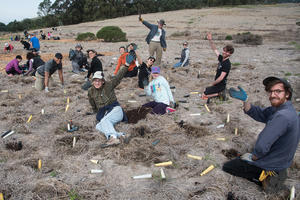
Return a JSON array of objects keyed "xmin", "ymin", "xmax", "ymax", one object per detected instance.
[
  {"xmin": 139, "ymin": 16, "xmax": 143, "ymax": 22},
  {"xmin": 45, "ymin": 87, "xmax": 49, "ymax": 93},
  {"xmin": 229, "ymin": 86, "xmax": 248, "ymax": 102},
  {"xmin": 60, "ymin": 83, "xmax": 64, "ymax": 89},
  {"xmin": 241, "ymin": 153, "xmax": 253, "ymax": 162},
  {"xmin": 125, "ymin": 54, "xmax": 134, "ymax": 66},
  {"xmin": 84, "ymin": 77, "xmax": 89, "ymax": 82},
  {"xmin": 163, "ymin": 48, "xmax": 166, "ymax": 52}
]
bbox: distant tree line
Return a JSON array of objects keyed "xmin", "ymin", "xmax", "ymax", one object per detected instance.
[{"xmin": 0, "ymin": 0, "xmax": 297, "ymax": 33}]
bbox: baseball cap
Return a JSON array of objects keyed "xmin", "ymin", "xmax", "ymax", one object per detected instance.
[
  {"xmin": 183, "ymin": 41, "xmax": 188, "ymax": 45},
  {"xmin": 92, "ymin": 71, "xmax": 104, "ymax": 80},
  {"xmin": 55, "ymin": 53, "xmax": 63, "ymax": 59},
  {"xmin": 4, "ymin": 43, "xmax": 8, "ymax": 47},
  {"xmin": 151, "ymin": 66, "xmax": 160, "ymax": 74},
  {"xmin": 157, "ymin": 19, "xmax": 166, "ymax": 26}
]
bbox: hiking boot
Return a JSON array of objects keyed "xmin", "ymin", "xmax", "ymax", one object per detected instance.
[
  {"xmin": 219, "ymin": 90, "xmax": 227, "ymax": 101},
  {"xmin": 100, "ymin": 137, "xmax": 120, "ymax": 148},
  {"xmin": 166, "ymin": 107, "xmax": 176, "ymax": 113},
  {"xmin": 120, "ymin": 133, "xmax": 131, "ymax": 144},
  {"xmin": 262, "ymin": 170, "xmax": 288, "ymax": 193}
]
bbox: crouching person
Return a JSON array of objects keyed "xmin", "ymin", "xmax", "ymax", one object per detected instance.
[
  {"xmin": 142, "ymin": 66, "xmax": 175, "ymax": 115},
  {"xmin": 223, "ymin": 77, "xmax": 300, "ymax": 193},
  {"xmin": 35, "ymin": 53, "xmax": 64, "ymax": 92},
  {"xmin": 88, "ymin": 55, "xmax": 133, "ymax": 147}
]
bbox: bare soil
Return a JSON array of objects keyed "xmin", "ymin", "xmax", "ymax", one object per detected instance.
[{"xmin": 0, "ymin": 4, "xmax": 300, "ymax": 200}]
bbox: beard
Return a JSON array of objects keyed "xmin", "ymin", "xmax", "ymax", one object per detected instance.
[{"xmin": 269, "ymin": 97, "xmax": 287, "ymax": 107}]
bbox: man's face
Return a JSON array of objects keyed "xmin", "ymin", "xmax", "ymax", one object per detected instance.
[
  {"xmin": 76, "ymin": 47, "xmax": 81, "ymax": 51},
  {"xmin": 268, "ymin": 83, "xmax": 288, "ymax": 107},
  {"xmin": 54, "ymin": 57, "xmax": 62, "ymax": 64},
  {"xmin": 93, "ymin": 78, "xmax": 104, "ymax": 89},
  {"xmin": 222, "ymin": 47, "xmax": 231, "ymax": 58},
  {"xmin": 147, "ymin": 58, "xmax": 155, "ymax": 66},
  {"xmin": 119, "ymin": 48, "xmax": 125, "ymax": 54}
]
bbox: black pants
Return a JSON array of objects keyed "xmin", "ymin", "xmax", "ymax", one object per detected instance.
[
  {"xmin": 222, "ymin": 158, "xmax": 263, "ymax": 185},
  {"xmin": 125, "ymin": 67, "xmax": 138, "ymax": 78},
  {"xmin": 204, "ymin": 84, "xmax": 225, "ymax": 95}
]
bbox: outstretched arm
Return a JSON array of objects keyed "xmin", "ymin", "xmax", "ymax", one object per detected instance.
[{"xmin": 207, "ymin": 33, "xmax": 219, "ymax": 57}]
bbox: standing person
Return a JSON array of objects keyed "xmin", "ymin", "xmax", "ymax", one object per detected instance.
[
  {"xmin": 201, "ymin": 33, "xmax": 234, "ymax": 100},
  {"xmin": 3, "ymin": 43, "xmax": 14, "ymax": 53},
  {"xmin": 223, "ymin": 77, "xmax": 299, "ymax": 193},
  {"xmin": 88, "ymin": 54, "xmax": 134, "ymax": 147},
  {"xmin": 138, "ymin": 56, "xmax": 155, "ymax": 89},
  {"xmin": 24, "ymin": 52, "xmax": 45, "ymax": 76},
  {"xmin": 85, "ymin": 49, "xmax": 103, "ymax": 81},
  {"xmin": 113, "ymin": 43, "xmax": 138, "ymax": 78},
  {"xmin": 30, "ymin": 33, "xmax": 40, "ymax": 51},
  {"xmin": 139, "ymin": 16, "xmax": 167, "ymax": 65},
  {"xmin": 173, "ymin": 41, "xmax": 190, "ymax": 68},
  {"xmin": 35, "ymin": 53, "xmax": 64, "ymax": 92},
  {"xmin": 71, "ymin": 44, "xmax": 85, "ymax": 74},
  {"xmin": 5, "ymin": 55, "xmax": 23, "ymax": 76},
  {"xmin": 142, "ymin": 66, "xmax": 175, "ymax": 115},
  {"xmin": 47, "ymin": 32, "xmax": 52, "ymax": 40}
]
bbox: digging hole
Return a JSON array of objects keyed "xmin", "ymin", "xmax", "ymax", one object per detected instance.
[
  {"xmin": 23, "ymin": 158, "xmax": 39, "ymax": 169},
  {"xmin": 125, "ymin": 107, "xmax": 152, "ymax": 124},
  {"xmin": 182, "ymin": 124, "xmax": 210, "ymax": 138},
  {"xmin": 221, "ymin": 148, "xmax": 240, "ymax": 159},
  {"xmin": 5, "ymin": 141, "xmax": 22, "ymax": 151}
]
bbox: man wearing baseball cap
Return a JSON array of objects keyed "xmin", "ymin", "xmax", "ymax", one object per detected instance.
[
  {"xmin": 223, "ymin": 77, "xmax": 299, "ymax": 193},
  {"xmin": 35, "ymin": 53, "xmax": 64, "ymax": 92},
  {"xmin": 139, "ymin": 16, "xmax": 167, "ymax": 65}
]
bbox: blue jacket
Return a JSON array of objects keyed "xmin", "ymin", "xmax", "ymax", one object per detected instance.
[
  {"xmin": 246, "ymin": 101, "xmax": 300, "ymax": 171},
  {"xmin": 142, "ymin": 20, "xmax": 167, "ymax": 48}
]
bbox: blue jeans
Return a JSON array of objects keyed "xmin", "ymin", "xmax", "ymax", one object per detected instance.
[
  {"xmin": 96, "ymin": 106, "xmax": 124, "ymax": 139},
  {"xmin": 173, "ymin": 62, "xmax": 188, "ymax": 68}
]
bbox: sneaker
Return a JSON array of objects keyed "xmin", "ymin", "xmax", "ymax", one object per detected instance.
[
  {"xmin": 120, "ymin": 133, "xmax": 131, "ymax": 144},
  {"xmin": 166, "ymin": 107, "xmax": 176, "ymax": 113},
  {"xmin": 101, "ymin": 137, "xmax": 120, "ymax": 148}
]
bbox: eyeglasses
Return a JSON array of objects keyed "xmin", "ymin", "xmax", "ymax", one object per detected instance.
[
  {"xmin": 149, "ymin": 59, "xmax": 155, "ymax": 62},
  {"xmin": 93, "ymin": 79, "xmax": 103, "ymax": 83},
  {"xmin": 267, "ymin": 89, "xmax": 284, "ymax": 95},
  {"xmin": 89, "ymin": 52, "xmax": 95, "ymax": 54}
]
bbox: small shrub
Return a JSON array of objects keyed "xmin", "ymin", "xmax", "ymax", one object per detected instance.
[
  {"xmin": 96, "ymin": 26, "xmax": 127, "ymax": 42},
  {"xmin": 68, "ymin": 189, "xmax": 81, "ymax": 200},
  {"xmin": 232, "ymin": 62, "xmax": 241, "ymax": 66},
  {"xmin": 233, "ymin": 32, "xmax": 263, "ymax": 45},
  {"xmin": 225, "ymin": 35, "xmax": 233, "ymax": 40},
  {"xmin": 76, "ymin": 32, "xmax": 96, "ymax": 41},
  {"xmin": 284, "ymin": 72, "xmax": 292, "ymax": 76},
  {"xmin": 170, "ymin": 31, "xmax": 191, "ymax": 37},
  {"xmin": 296, "ymin": 21, "xmax": 300, "ymax": 26}
]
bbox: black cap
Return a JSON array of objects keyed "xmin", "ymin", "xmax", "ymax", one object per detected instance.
[
  {"xmin": 263, "ymin": 76, "xmax": 291, "ymax": 89},
  {"xmin": 55, "ymin": 53, "xmax": 63, "ymax": 59}
]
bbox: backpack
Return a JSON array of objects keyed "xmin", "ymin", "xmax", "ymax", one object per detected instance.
[{"xmin": 69, "ymin": 49, "xmax": 76, "ymax": 60}]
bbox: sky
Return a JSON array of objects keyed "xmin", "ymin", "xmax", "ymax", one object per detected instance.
[{"xmin": 0, "ymin": 0, "xmax": 45, "ymax": 25}]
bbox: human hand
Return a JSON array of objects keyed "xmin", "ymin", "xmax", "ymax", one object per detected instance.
[
  {"xmin": 207, "ymin": 33, "xmax": 212, "ymax": 40},
  {"xmin": 84, "ymin": 77, "xmax": 89, "ymax": 82},
  {"xmin": 241, "ymin": 153, "xmax": 253, "ymax": 162},
  {"xmin": 45, "ymin": 87, "xmax": 49, "ymax": 93},
  {"xmin": 229, "ymin": 86, "xmax": 248, "ymax": 102}
]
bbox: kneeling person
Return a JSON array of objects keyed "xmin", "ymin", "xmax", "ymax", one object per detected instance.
[{"xmin": 223, "ymin": 77, "xmax": 300, "ymax": 192}]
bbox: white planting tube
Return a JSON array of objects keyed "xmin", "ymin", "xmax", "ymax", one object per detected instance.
[{"xmin": 132, "ymin": 174, "xmax": 152, "ymax": 179}]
